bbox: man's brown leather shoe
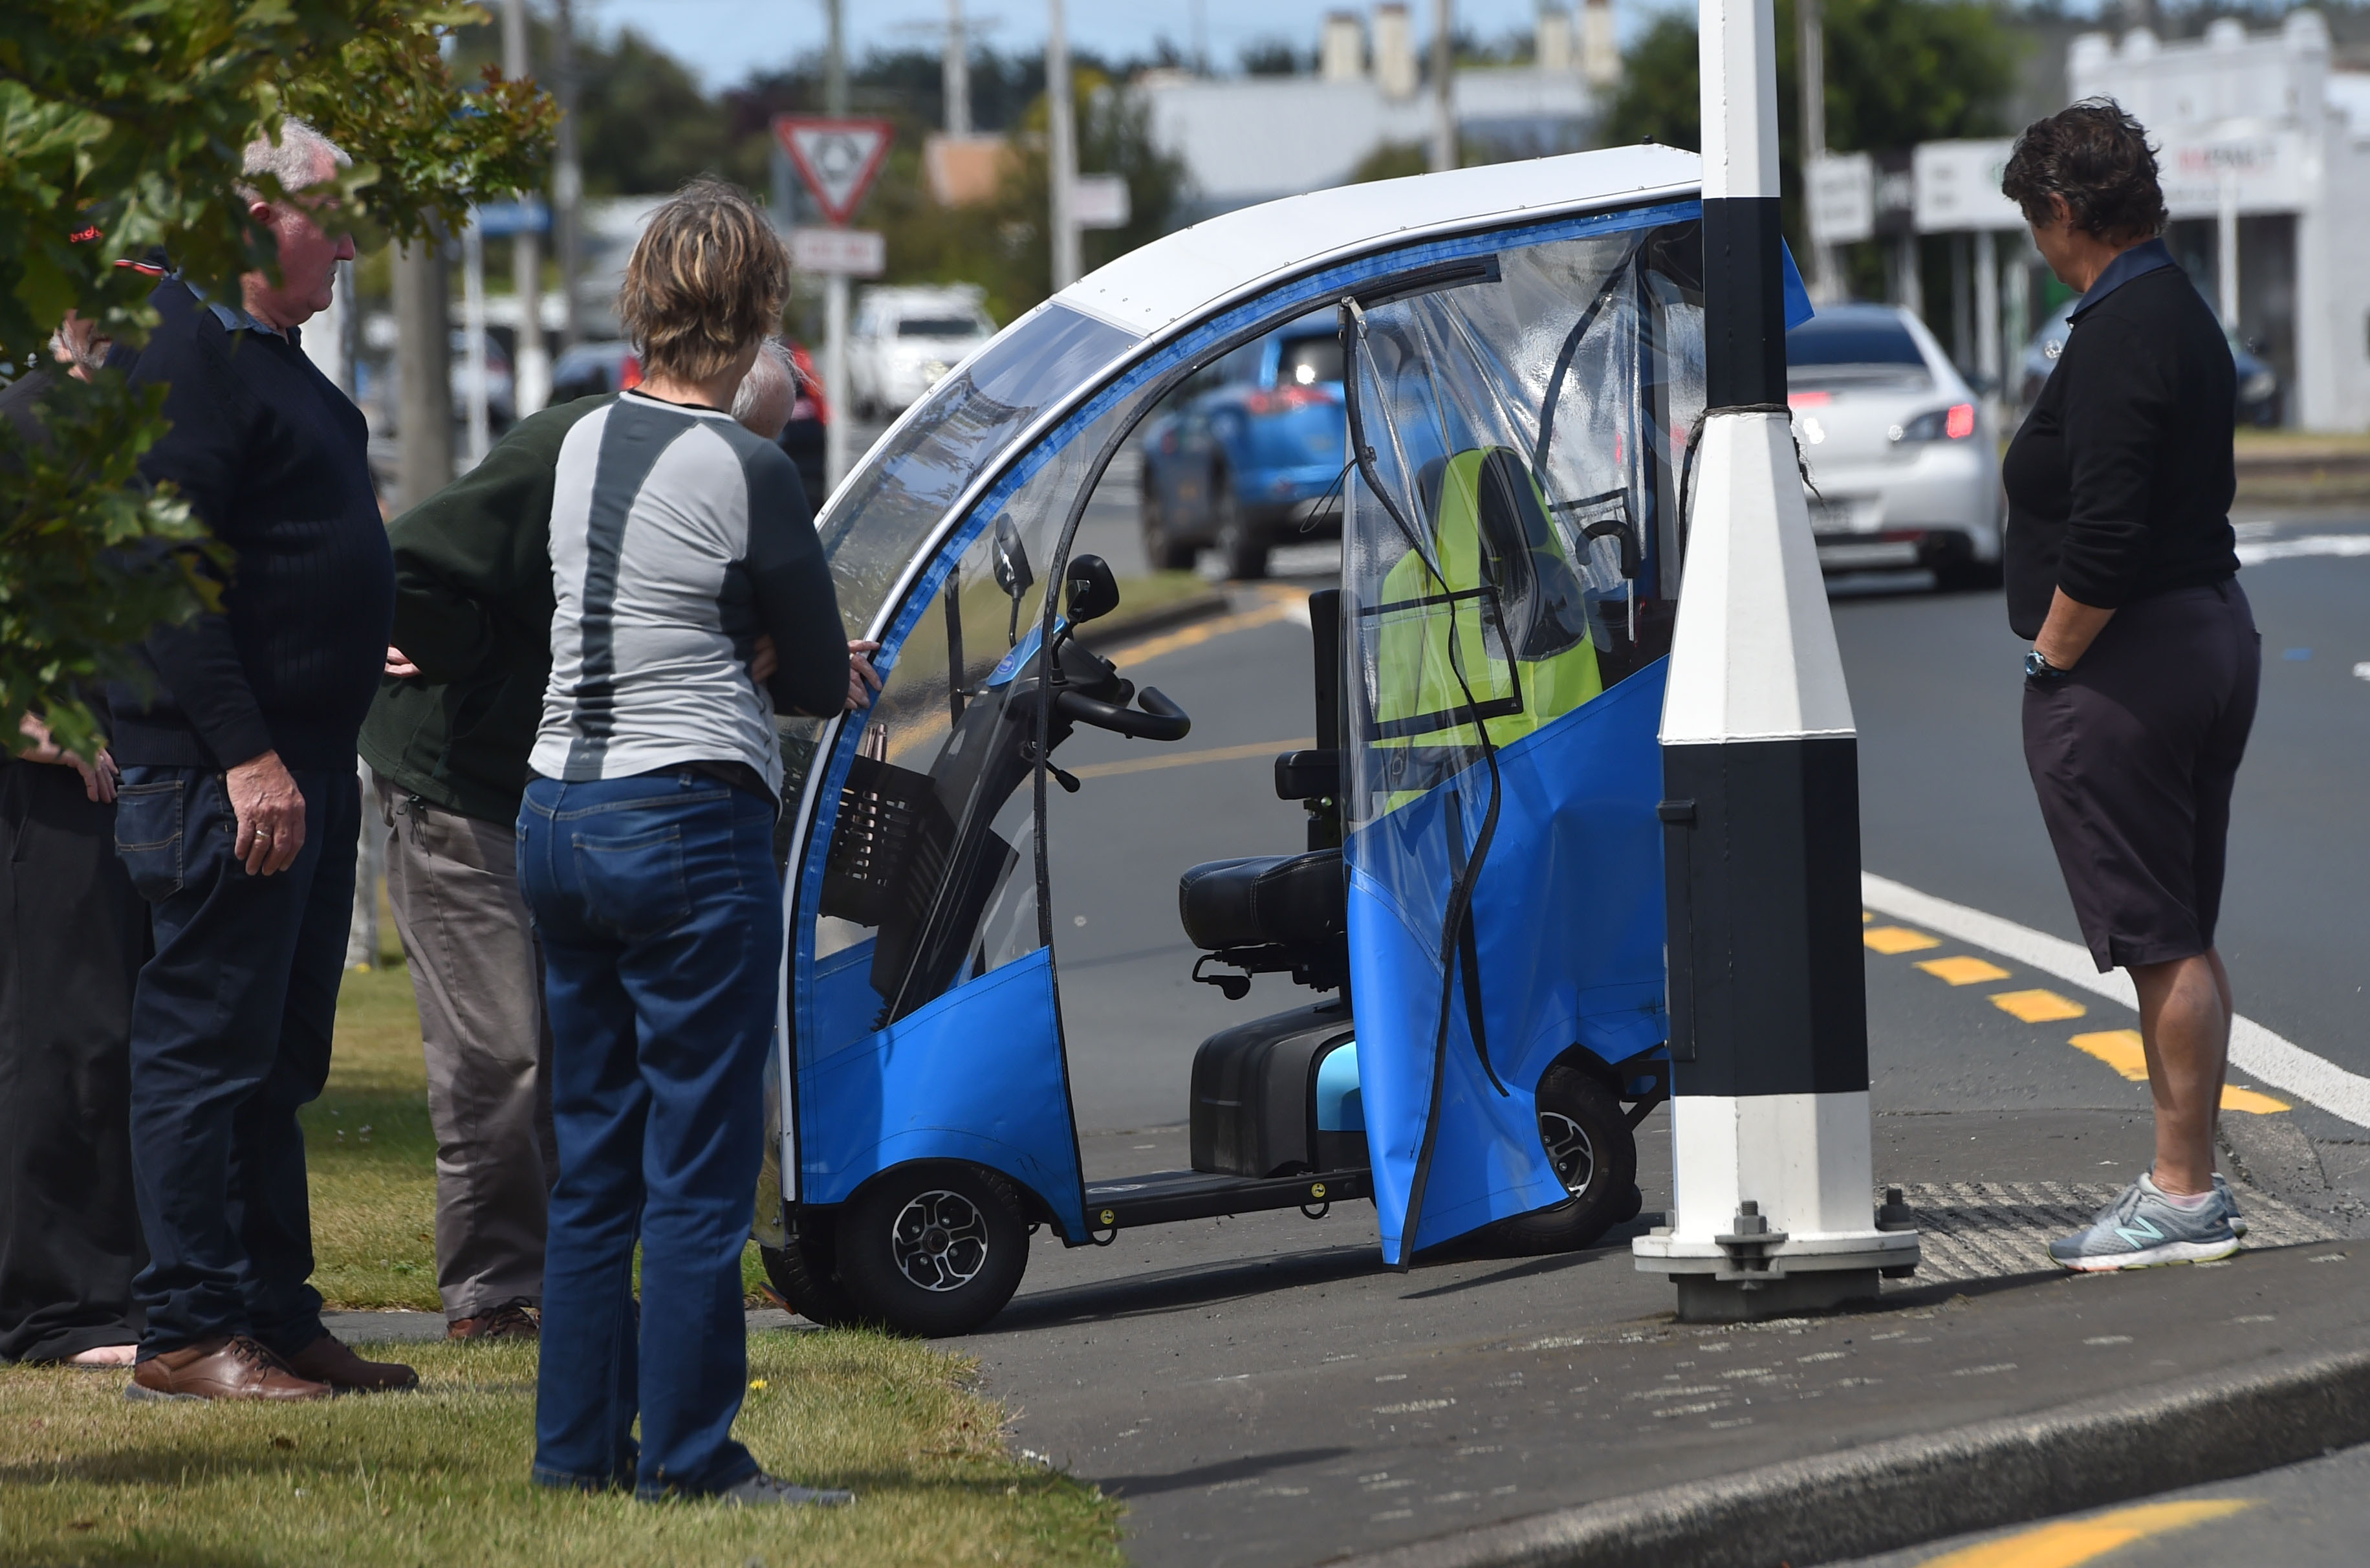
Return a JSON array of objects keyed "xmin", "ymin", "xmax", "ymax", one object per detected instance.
[
  {"xmin": 126, "ymin": 1336, "xmax": 331, "ymax": 1402},
  {"xmin": 448, "ymin": 1301, "xmax": 538, "ymax": 1340},
  {"xmin": 282, "ymin": 1333, "xmax": 420, "ymax": 1393}
]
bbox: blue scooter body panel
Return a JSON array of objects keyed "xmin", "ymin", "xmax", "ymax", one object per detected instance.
[{"xmin": 796, "ymin": 946, "xmax": 1087, "ymax": 1237}]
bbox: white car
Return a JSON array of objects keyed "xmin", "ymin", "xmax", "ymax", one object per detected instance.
[
  {"xmin": 848, "ymin": 286, "xmax": 997, "ymax": 419},
  {"xmin": 1787, "ymin": 303, "xmax": 2003, "ymax": 589}
]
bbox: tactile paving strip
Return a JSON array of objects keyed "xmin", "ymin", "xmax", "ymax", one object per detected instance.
[{"xmin": 1889, "ymin": 1181, "xmax": 2344, "ymax": 1284}]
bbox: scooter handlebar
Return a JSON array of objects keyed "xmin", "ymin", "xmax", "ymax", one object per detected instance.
[{"xmin": 1054, "ymin": 684, "xmax": 1192, "ymax": 742}]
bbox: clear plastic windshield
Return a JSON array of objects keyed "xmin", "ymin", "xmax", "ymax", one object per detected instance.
[{"xmin": 815, "ymin": 303, "xmax": 1140, "ymax": 642}]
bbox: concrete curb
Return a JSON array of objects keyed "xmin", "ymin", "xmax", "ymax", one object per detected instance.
[{"xmin": 1332, "ymin": 1345, "xmax": 2370, "ymax": 1568}]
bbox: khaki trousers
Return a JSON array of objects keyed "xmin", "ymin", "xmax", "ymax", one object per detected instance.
[{"xmin": 375, "ymin": 777, "xmax": 555, "ymax": 1321}]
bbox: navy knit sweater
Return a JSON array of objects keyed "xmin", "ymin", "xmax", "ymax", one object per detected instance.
[
  {"xmin": 2001, "ymin": 257, "xmax": 2239, "ymax": 640},
  {"xmin": 109, "ymin": 281, "xmax": 393, "ymax": 772}
]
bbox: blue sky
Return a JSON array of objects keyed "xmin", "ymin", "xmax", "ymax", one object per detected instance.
[{"xmin": 576, "ymin": 0, "xmax": 1689, "ymax": 94}]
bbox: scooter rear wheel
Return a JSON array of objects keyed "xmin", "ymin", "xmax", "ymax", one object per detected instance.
[
  {"xmin": 759, "ymin": 1212, "xmax": 866, "ymax": 1329},
  {"xmin": 1483, "ymin": 1063, "xmax": 1641, "ymax": 1256},
  {"xmin": 836, "ymin": 1162, "xmax": 1030, "ymax": 1338}
]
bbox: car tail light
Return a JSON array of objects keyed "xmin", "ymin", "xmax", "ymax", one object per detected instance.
[
  {"xmin": 1896, "ymin": 402, "xmax": 1977, "ymax": 442},
  {"xmin": 1243, "ymin": 384, "xmax": 1338, "ymax": 415},
  {"xmin": 1788, "ymin": 391, "xmax": 1832, "ymax": 408},
  {"xmin": 787, "ymin": 341, "xmax": 829, "ymax": 425},
  {"xmin": 619, "ymin": 353, "xmax": 642, "ymax": 391}
]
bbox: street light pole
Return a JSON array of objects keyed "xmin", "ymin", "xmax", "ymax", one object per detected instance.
[
  {"xmin": 944, "ymin": 0, "xmax": 972, "ymax": 137},
  {"xmin": 1796, "ymin": 0, "xmax": 1833, "ymax": 301},
  {"xmin": 1630, "ymin": 0, "xmax": 1918, "ymax": 1322},
  {"xmin": 553, "ymin": 0, "xmax": 583, "ymax": 352},
  {"xmin": 504, "ymin": 0, "xmax": 547, "ymax": 414},
  {"xmin": 822, "ymin": 0, "xmax": 851, "ymax": 491},
  {"xmin": 1430, "ymin": 0, "xmax": 1457, "ymax": 173},
  {"xmin": 1046, "ymin": 0, "xmax": 1081, "ymax": 291}
]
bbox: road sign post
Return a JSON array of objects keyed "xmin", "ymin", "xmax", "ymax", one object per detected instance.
[
  {"xmin": 774, "ymin": 114, "xmax": 894, "ymax": 497},
  {"xmin": 1630, "ymin": 0, "xmax": 1919, "ymax": 1322}
]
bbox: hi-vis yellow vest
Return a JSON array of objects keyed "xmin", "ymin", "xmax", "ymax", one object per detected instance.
[{"xmin": 1371, "ymin": 448, "xmax": 1601, "ymax": 796}]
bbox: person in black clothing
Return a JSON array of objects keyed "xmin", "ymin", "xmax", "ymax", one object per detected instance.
[
  {"xmin": 1999, "ymin": 101, "xmax": 2256, "ymax": 1272},
  {"xmin": 0, "ymin": 317, "xmax": 149, "ymax": 1369},
  {"xmin": 111, "ymin": 119, "xmax": 416, "ymax": 1399}
]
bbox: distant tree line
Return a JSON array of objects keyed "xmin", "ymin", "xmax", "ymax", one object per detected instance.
[
  {"xmin": 446, "ymin": 22, "xmax": 1186, "ymax": 325},
  {"xmin": 1605, "ymin": 0, "xmax": 2022, "ymax": 301}
]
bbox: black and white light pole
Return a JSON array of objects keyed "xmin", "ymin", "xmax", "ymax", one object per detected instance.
[{"xmin": 1630, "ymin": 0, "xmax": 1919, "ymax": 1321}]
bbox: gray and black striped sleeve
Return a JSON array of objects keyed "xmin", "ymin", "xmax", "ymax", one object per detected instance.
[{"xmin": 735, "ymin": 445, "xmax": 849, "ymax": 719}]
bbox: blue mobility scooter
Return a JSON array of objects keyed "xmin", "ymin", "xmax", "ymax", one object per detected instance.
[{"xmin": 755, "ymin": 146, "xmax": 1741, "ymax": 1336}]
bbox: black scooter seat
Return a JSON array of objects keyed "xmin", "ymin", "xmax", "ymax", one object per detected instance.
[{"xmin": 1177, "ymin": 849, "xmax": 1347, "ymax": 953}]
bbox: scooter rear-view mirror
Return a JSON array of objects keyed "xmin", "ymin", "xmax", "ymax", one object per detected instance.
[
  {"xmin": 1063, "ymin": 554, "xmax": 1120, "ymax": 626},
  {"xmin": 992, "ymin": 516, "xmax": 1034, "ymax": 604}
]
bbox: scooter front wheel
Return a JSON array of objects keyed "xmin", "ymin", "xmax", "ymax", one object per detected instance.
[
  {"xmin": 759, "ymin": 1212, "xmax": 866, "ymax": 1329},
  {"xmin": 836, "ymin": 1162, "xmax": 1030, "ymax": 1338}
]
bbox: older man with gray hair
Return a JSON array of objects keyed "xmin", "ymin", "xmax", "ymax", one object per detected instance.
[
  {"xmin": 111, "ymin": 116, "xmax": 415, "ymax": 1401},
  {"xmin": 730, "ymin": 337, "xmax": 799, "ymax": 440}
]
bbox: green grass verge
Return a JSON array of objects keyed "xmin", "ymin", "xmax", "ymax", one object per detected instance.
[
  {"xmin": 14, "ymin": 944, "xmax": 1127, "ymax": 1564},
  {"xmin": 0, "ymin": 1334, "xmax": 1123, "ymax": 1567}
]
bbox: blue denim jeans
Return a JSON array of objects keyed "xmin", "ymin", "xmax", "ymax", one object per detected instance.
[
  {"xmin": 516, "ymin": 770, "xmax": 781, "ymax": 1499},
  {"xmin": 113, "ymin": 763, "xmax": 357, "ymax": 1358}
]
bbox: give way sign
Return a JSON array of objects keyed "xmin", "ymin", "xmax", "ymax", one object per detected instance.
[{"xmin": 772, "ymin": 116, "xmax": 894, "ymax": 226}]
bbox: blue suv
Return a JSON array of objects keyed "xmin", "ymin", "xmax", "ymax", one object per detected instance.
[{"xmin": 1138, "ymin": 312, "xmax": 1347, "ymax": 578}]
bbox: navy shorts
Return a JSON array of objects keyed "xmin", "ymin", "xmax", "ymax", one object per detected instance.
[{"xmin": 2021, "ymin": 578, "xmax": 2259, "ymax": 972}]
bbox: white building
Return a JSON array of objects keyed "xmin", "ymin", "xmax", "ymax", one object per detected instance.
[
  {"xmin": 2071, "ymin": 12, "xmax": 2370, "ymax": 430},
  {"xmin": 1140, "ymin": 4, "xmax": 1616, "ymax": 220}
]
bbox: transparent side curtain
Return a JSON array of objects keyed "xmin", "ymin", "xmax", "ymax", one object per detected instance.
[{"xmin": 1340, "ymin": 220, "xmax": 1704, "ymax": 827}]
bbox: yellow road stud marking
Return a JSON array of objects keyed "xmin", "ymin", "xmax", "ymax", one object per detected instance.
[
  {"xmin": 2069, "ymin": 1031, "xmax": 2291, "ymax": 1111},
  {"xmin": 1864, "ymin": 925, "xmax": 1942, "ymax": 955},
  {"xmin": 1105, "ymin": 598, "xmax": 1301, "ymax": 666},
  {"xmin": 1071, "ymin": 737, "xmax": 1314, "ymax": 781},
  {"xmin": 1990, "ymin": 988, "xmax": 2087, "ymax": 1023},
  {"xmin": 1917, "ymin": 955, "xmax": 2012, "ymax": 986},
  {"xmin": 1912, "ymin": 1497, "xmax": 2254, "ymax": 1567},
  {"xmin": 1862, "ymin": 909, "xmax": 1875, "ymax": 923},
  {"xmin": 2070, "ymin": 1029, "xmax": 2149, "ymax": 1082}
]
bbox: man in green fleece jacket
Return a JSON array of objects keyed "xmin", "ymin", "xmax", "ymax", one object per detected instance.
[{"xmin": 359, "ymin": 393, "xmax": 612, "ymax": 1340}]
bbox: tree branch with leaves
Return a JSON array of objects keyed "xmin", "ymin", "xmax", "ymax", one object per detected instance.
[{"xmin": 0, "ymin": 1, "xmax": 555, "ymax": 761}]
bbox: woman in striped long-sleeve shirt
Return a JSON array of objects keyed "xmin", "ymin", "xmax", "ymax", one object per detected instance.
[{"xmin": 516, "ymin": 180, "xmax": 858, "ymax": 1508}]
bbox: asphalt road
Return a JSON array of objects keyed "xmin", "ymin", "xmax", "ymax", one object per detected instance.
[
  {"xmin": 841, "ymin": 433, "xmax": 2370, "ymax": 1564},
  {"xmin": 1842, "ymin": 1435, "xmax": 2370, "ymax": 1568}
]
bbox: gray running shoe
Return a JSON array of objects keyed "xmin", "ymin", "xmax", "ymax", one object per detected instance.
[
  {"xmin": 2213, "ymin": 1172, "xmax": 2248, "ymax": 1237},
  {"xmin": 2048, "ymin": 1174, "xmax": 2240, "ymax": 1272},
  {"xmin": 718, "ymin": 1472, "xmax": 854, "ymax": 1508}
]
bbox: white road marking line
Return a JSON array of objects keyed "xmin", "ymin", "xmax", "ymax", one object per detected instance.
[
  {"xmin": 2235, "ymin": 534, "xmax": 2370, "ymax": 565},
  {"xmin": 1863, "ymin": 873, "xmax": 2370, "ymax": 1130}
]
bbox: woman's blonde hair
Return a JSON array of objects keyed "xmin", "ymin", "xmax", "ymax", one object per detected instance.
[{"xmin": 618, "ymin": 179, "xmax": 790, "ymax": 382}]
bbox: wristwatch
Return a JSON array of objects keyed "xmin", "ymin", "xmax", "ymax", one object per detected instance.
[{"xmin": 2024, "ymin": 648, "xmax": 2069, "ymax": 680}]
